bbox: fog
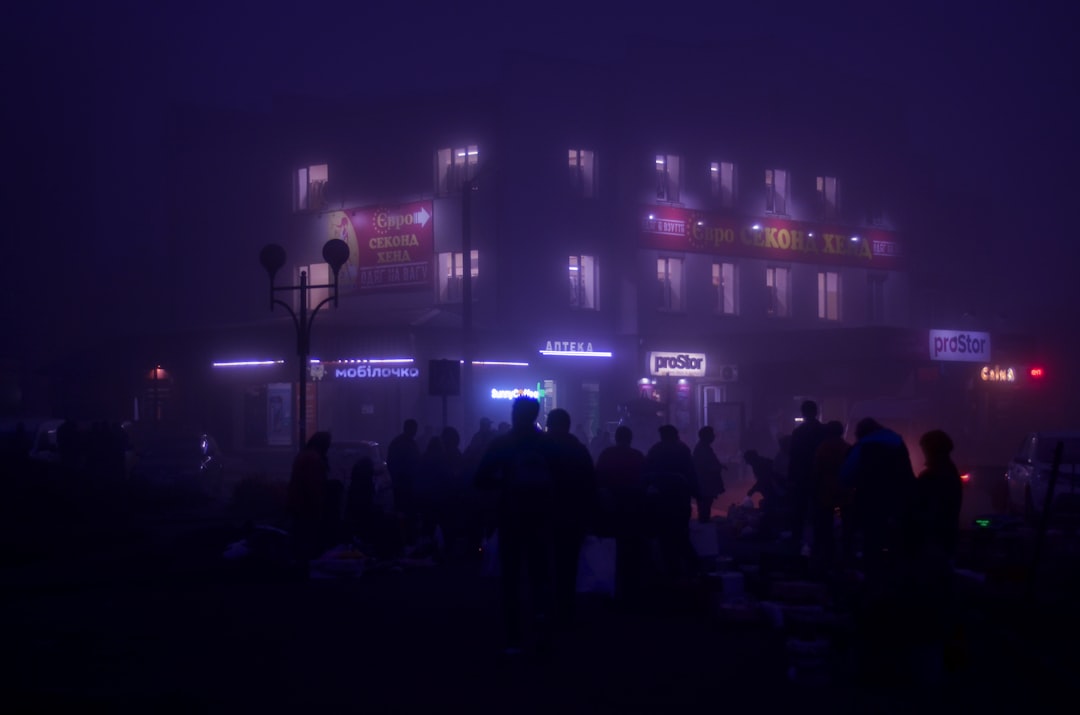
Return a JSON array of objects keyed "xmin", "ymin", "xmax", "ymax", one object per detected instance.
[{"xmin": 3, "ymin": 1, "xmax": 1078, "ymax": 437}]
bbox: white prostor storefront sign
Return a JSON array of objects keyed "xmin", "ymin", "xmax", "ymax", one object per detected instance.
[
  {"xmin": 928, "ymin": 329, "xmax": 991, "ymax": 362},
  {"xmin": 648, "ymin": 351, "xmax": 707, "ymax": 377}
]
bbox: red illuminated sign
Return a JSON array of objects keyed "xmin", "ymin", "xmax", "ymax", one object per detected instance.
[
  {"xmin": 328, "ymin": 201, "xmax": 434, "ymax": 291},
  {"xmin": 640, "ymin": 206, "xmax": 902, "ymax": 269},
  {"xmin": 1030, "ymin": 367, "xmax": 1045, "ymax": 379}
]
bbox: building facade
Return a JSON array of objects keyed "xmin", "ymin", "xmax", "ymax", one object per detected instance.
[{"xmin": 152, "ymin": 48, "xmax": 1060, "ymax": 469}]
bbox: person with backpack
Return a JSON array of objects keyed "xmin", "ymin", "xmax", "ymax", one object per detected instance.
[{"xmin": 474, "ymin": 397, "xmax": 558, "ymax": 657}]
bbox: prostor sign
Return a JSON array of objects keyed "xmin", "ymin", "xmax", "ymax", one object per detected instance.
[{"xmin": 649, "ymin": 352, "xmax": 707, "ymax": 377}]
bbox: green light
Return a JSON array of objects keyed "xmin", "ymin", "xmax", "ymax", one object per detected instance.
[{"xmin": 975, "ymin": 519, "xmax": 991, "ymax": 528}]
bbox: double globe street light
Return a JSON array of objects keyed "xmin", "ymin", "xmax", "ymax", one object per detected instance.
[{"xmin": 259, "ymin": 238, "xmax": 350, "ymax": 448}]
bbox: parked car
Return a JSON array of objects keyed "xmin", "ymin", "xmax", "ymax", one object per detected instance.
[
  {"xmin": 1005, "ymin": 431, "xmax": 1080, "ymax": 521},
  {"xmin": 126, "ymin": 424, "xmax": 225, "ymax": 497}
]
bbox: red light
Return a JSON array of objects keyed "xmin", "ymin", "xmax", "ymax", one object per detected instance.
[
  {"xmin": 960, "ymin": 472, "xmax": 971, "ymax": 483},
  {"xmin": 1030, "ymin": 367, "xmax": 1045, "ymax": 378}
]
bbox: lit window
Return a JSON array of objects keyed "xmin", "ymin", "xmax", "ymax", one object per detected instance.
[
  {"xmin": 712, "ymin": 262, "xmax": 737, "ymax": 315},
  {"xmin": 294, "ymin": 263, "xmax": 329, "ymax": 313},
  {"xmin": 435, "ymin": 145, "xmax": 479, "ymax": 195},
  {"xmin": 656, "ymin": 154, "xmax": 681, "ymax": 203},
  {"xmin": 816, "ymin": 176, "xmax": 839, "ymax": 220},
  {"xmin": 765, "ymin": 169, "xmax": 788, "ymax": 215},
  {"xmin": 710, "ymin": 161, "xmax": 736, "ymax": 208},
  {"xmin": 569, "ymin": 254, "xmax": 598, "ymax": 310},
  {"xmin": 569, "ymin": 149, "xmax": 597, "ymax": 198},
  {"xmin": 437, "ymin": 250, "xmax": 479, "ymax": 303},
  {"xmin": 294, "ymin": 164, "xmax": 328, "ymax": 212},
  {"xmin": 766, "ymin": 266, "xmax": 791, "ymax": 317},
  {"xmin": 657, "ymin": 256, "xmax": 685, "ymax": 311},
  {"xmin": 867, "ymin": 274, "xmax": 886, "ymax": 323},
  {"xmin": 817, "ymin": 271, "xmax": 840, "ymax": 321}
]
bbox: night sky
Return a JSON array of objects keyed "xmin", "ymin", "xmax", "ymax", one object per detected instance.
[{"xmin": 3, "ymin": 1, "xmax": 1077, "ymax": 364}]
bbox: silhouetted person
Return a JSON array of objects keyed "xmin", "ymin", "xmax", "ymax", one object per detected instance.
[
  {"xmin": 840, "ymin": 418, "xmax": 917, "ymax": 571},
  {"xmin": 387, "ymin": 419, "xmax": 421, "ymax": 544},
  {"xmin": 744, "ymin": 449, "xmax": 784, "ymax": 535},
  {"xmin": 789, "ymin": 400, "xmax": 827, "ymax": 546},
  {"xmin": 462, "ymin": 417, "xmax": 498, "ymax": 544},
  {"xmin": 692, "ymin": 426, "xmax": 726, "ymax": 523},
  {"xmin": 596, "ymin": 425, "xmax": 646, "ymax": 607},
  {"xmin": 346, "ymin": 457, "xmax": 401, "ymax": 560},
  {"xmin": 589, "ymin": 429, "xmax": 613, "ymax": 464},
  {"xmin": 546, "ymin": 408, "xmax": 597, "ymax": 629},
  {"xmin": 912, "ymin": 430, "xmax": 963, "ymax": 561},
  {"xmin": 440, "ymin": 426, "xmax": 470, "ymax": 557},
  {"xmin": 643, "ymin": 425, "xmax": 698, "ymax": 588},
  {"xmin": 416, "ymin": 436, "xmax": 449, "ymax": 553},
  {"xmin": 840, "ymin": 419, "xmax": 917, "ymax": 685},
  {"xmin": 907, "ymin": 429, "xmax": 964, "ymax": 678},
  {"xmin": 475, "ymin": 397, "xmax": 557, "ymax": 656},
  {"xmin": 288, "ymin": 431, "xmax": 332, "ymax": 567},
  {"xmin": 811, "ymin": 420, "xmax": 849, "ymax": 574}
]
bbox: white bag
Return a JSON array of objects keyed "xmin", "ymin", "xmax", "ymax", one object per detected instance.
[{"xmin": 576, "ymin": 535, "xmax": 616, "ymax": 597}]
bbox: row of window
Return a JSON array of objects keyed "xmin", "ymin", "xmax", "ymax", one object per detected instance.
[
  {"xmin": 295, "ymin": 150, "xmax": 874, "ymax": 223},
  {"xmin": 294, "ymin": 249, "xmax": 883, "ymax": 322}
]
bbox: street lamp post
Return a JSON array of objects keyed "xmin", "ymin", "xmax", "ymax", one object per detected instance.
[
  {"xmin": 461, "ymin": 163, "xmax": 489, "ymax": 434},
  {"xmin": 259, "ymin": 239, "xmax": 350, "ymax": 448}
]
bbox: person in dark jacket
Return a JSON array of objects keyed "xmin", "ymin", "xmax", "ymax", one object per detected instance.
[
  {"xmin": 811, "ymin": 420, "xmax": 849, "ymax": 574},
  {"xmin": 692, "ymin": 426, "xmax": 726, "ymax": 523},
  {"xmin": 789, "ymin": 400, "xmax": 828, "ymax": 547},
  {"xmin": 596, "ymin": 425, "xmax": 647, "ymax": 606},
  {"xmin": 387, "ymin": 419, "xmax": 422, "ymax": 543},
  {"xmin": 474, "ymin": 397, "xmax": 557, "ymax": 656},
  {"xmin": 288, "ymin": 431, "xmax": 332, "ymax": 565},
  {"xmin": 913, "ymin": 430, "xmax": 963, "ymax": 561},
  {"xmin": 546, "ymin": 408, "xmax": 597, "ymax": 629},
  {"xmin": 643, "ymin": 425, "xmax": 699, "ymax": 586},
  {"xmin": 839, "ymin": 418, "xmax": 917, "ymax": 572}
]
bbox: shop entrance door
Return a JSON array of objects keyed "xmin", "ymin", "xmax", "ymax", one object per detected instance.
[{"xmin": 703, "ymin": 385, "xmax": 744, "ymax": 463}]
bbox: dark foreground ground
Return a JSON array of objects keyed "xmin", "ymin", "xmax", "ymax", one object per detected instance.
[{"xmin": 2, "ymin": 471, "xmax": 1079, "ymax": 713}]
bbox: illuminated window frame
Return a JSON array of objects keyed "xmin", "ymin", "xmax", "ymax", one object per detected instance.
[
  {"xmin": 569, "ymin": 254, "xmax": 599, "ymax": 310},
  {"xmin": 765, "ymin": 265, "xmax": 791, "ymax": 318},
  {"xmin": 817, "ymin": 270, "xmax": 841, "ymax": 321},
  {"xmin": 436, "ymin": 250, "xmax": 479, "ymax": 303},
  {"xmin": 435, "ymin": 145, "xmax": 479, "ymax": 195},
  {"xmin": 569, "ymin": 149, "xmax": 597, "ymax": 198},
  {"xmin": 655, "ymin": 154, "xmax": 681, "ymax": 203},
  {"xmin": 294, "ymin": 164, "xmax": 328, "ymax": 212},
  {"xmin": 657, "ymin": 256, "xmax": 685, "ymax": 312},
  {"xmin": 765, "ymin": 168, "xmax": 788, "ymax": 215},
  {"xmin": 709, "ymin": 161, "xmax": 736, "ymax": 208}
]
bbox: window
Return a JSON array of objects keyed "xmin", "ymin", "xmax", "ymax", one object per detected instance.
[
  {"xmin": 867, "ymin": 274, "xmax": 886, "ymax": 323},
  {"xmin": 294, "ymin": 164, "xmax": 328, "ymax": 212},
  {"xmin": 657, "ymin": 256, "xmax": 685, "ymax": 311},
  {"xmin": 569, "ymin": 254, "xmax": 598, "ymax": 310},
  {"xmin": 817, "ymin": 271, "xmax": 840, "ymax": 321},
  {"xmin": 294, "ymin": 263, "xmax": 329, "ymax": 313},
  {"xmin": 569, "ymin": 149, "xmax": 597, "ymax": 198},
  {"xmin": 437, "ymin": 250, "xmax": 479, "ymax": 303},
  {"xmin": 655, "ymin": 154, "xmax": 681, "ymax": 202},
  {"xmin": 817, "ymin": 175, "xmax": 839, "ymax": 220},
  {"xmin": 710, "ymin": 161, "xmax": 736, "ymax": 208},
  {"xmin": 712, "ymin": 262, "xmax": 737, "ymax": 315},
  {"xmin": 435, "ymin": 145, "xmax": 479, "ymax": 195},
  {"xmin": 765, "ymin": 168, "xmax": 788, "ymax": 215},
  {"xmin": 765, "ymin": 266, "xmax": 791, "ymax": 317}
]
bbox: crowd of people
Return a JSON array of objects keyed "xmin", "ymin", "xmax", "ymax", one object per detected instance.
[{"xmin": 286, "ymin": 396, "xmax": 964, "ymax": 671}]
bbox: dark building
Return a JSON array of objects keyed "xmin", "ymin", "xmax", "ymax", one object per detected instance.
[{"xmin": 149, "ymin": 46, "xmax": 1059, "ymax": 468}]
